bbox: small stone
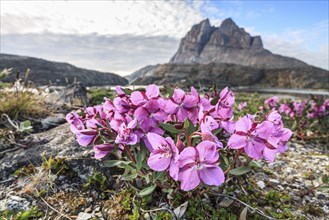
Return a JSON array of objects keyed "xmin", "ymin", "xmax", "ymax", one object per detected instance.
[
  {"xmin": 77, "ymin": 212, "xmax": 94, "ymax": 220},
  {"xmin": 269, "ymin": 178, "xmax": 280, "ymax": 185},
  {"xmin": 256, "ymin": 180, "xmax": 266, "ymax": 189},
  {"xmin": 317, "ymin": 194, "xmax": 325, "ymax": 200},
  {"xmin": 84, "ymin": 207, "xmax": 92, "ymax": 213},
  {"xmin": 95, "ymin": 212, "xmax": 102, "ymax": 218},
  {"xmin": 292, "ymin": 196, "xmax": 301, "ymax": 202},
  {"xmin": 277, "ymin": 185, "xmax": 284, "ymax": 191},
  {"xmin": 219, "ymin": 198, "xmax": 234, "ymax": 208}
]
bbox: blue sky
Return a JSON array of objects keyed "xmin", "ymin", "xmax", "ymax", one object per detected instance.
[{"xmin": 1, "ymin": 0, "xmax": 328, "ymax": 75}]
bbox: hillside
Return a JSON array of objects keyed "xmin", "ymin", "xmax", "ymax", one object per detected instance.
[{"xmin": 0, "ymin": 54, "xmax": 128, "ymax": 86}]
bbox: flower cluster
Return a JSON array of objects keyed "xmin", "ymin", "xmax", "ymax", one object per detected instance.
[
  {"xmin": 263, "ymin": 96, "xmax": 329, "ymax": 119},
  {"xmin": 67, "ymin": 85, "xmax": 292, "ymax": 191}
]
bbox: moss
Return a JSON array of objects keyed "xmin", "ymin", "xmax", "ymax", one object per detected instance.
[
  {"xmin": 13, "ymin": 163, "xmax": 36, "ymax": 177},
  {"xmin": 0, "ymin": 206, "xmax": 43, "ymax": 220},
  {"xmin": 41, "ymin": 156, "xmax": 69, "ymax": 174},
  {"xmin": 88, "ymin": 88, "xmax": 115, "ymax": 105},
  {"xmin": 303, "ymin": 204, "xmax": 325, "ymax": 217}
]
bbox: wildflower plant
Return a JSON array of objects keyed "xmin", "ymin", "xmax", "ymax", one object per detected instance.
[{"xmin": 67, "ymin": 85, "xmax": 292, "ymax": 194}]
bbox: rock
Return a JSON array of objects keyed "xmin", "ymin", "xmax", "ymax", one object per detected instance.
[
  {"xmin": 126, "ymin": 65, "xmax": 159, "ymax": 83},
  {"xmin": 41, "ymin": 113, "xmax": 66, "ymax": 130},
  {"xmin": 257, "ymin": 180, "xmax": 266, "ymax": 189},
  {"xmin": 0, "ymin": 123, "xmax": 116, "ymax": 181},
  {"xmin": 128, "ymin": 18, "xmax": 328, "ymax": 89},
  {"xmin": 219, "ymin": 197, "xmax": 234, "ymax": 207},
  {"xmin": 170, "ymin": 18, "xmax": 307, "ymax": 69},
  {"xmin": 1, "ymin": 53, "xmax": 128, "ymax": 86},
  {"xmin": 318, "ymin": 194, "xmax": 326, "ymax": 200},
  {"xmin": 77, "ymin": 212, "xmax": 94, "ymax": 220},
  {"xmin": 268, "ymin": 178, "xmax": 280, "ymax": 185},
  {"xmin": 56, "ymin": 82, "xmax": 89, "ymax": 106},
  {"xmin": 0, "ymin": 195, "xmax": 30, "ymax": 212}
]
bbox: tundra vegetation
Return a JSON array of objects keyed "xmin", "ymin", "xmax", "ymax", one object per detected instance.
[{"xmin": 0, "ymin": 77, "xmax": 328, "ymax": 219}]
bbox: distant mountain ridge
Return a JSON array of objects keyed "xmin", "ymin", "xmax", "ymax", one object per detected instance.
[
  {"xmin": 0, "ymin": 54, "xmax": 128, "ymax": 86},
  {"xmin": 127, "ymin": 18, "xmax": 328, "ymax": 89}
]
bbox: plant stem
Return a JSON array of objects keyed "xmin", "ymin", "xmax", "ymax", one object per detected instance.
[{"xmin": 224, "ymin": 149, "xmax": 242, "ymax": 174}]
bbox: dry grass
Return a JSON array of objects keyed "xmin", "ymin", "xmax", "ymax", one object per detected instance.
[{"xmin": 0, "ymin": 70, "xmax": 49, "ymax": 119}]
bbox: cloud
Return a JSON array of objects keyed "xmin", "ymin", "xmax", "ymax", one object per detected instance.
[
  {"xmin": 0, "ymin": 1, "xmax": 206, "ymax": 37},
  {"xmin": 259, "ymin": 20, "xmax": 329, "ymax": 70},
  {"xmin": 1, "ymin": 1, "xmax": 328, "ymax": 73},
  {"xmin": 1, "ymin": 33, "xmax": 179, "ymax": 75}
]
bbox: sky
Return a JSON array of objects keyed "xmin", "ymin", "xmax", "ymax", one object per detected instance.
[{"xmin": 1, "ymin": 0, "xmax": 328, "ymax": 76}]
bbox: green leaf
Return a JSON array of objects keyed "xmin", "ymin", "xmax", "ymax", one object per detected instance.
[
  {"xmin": 121, "ymin": 173, "xmax": 138, "ymax": 181},
  {"xmin": 249, "ymin": 160, "xmax": 262, "ymax": 169},
  {"xmin": 212, "ymin": 127, "xmax": 222, "ymax": 135},
  {"xmin": 160, "ymin": 123, "xmax": 180, "ymax": 134},
  {"xmin": 136, "ymin": 141, "xmax": 148, "ymax": 171},
  {"xmin": 122, "ymin": 88, "xmax": 132, "ymax": 95},
  {"xmin": 139, "ymin": 184, "xmax": 156, "ymax": 197},
  {"xmin": 322, "ymin": 174, "xmax": 329, "ymax": 184},
  {"xmin": 210, "ymin": 96, "xmax": 219, "ymax": 105},
  {"xmin": 291, "ymin": 120, "xmax": 297, "ymax": 131},
  {"xmin": 183, "ymin": 119, "xmax": 190, "ymax": 129},
  {"xmin": 164, "ymin": 86, "xmax": 174, "ymax": 97},
  {"xmin": 19, "ymin": 120, "xmax": 32, "ymax": 132},
  {"xmin": 17, "ymin": 210, "xmax": 32, "ymax": 220},
  {"xmin": 229, "ymin": 166, "xmax": 251, "ymax": 176},
  {"xmin": 103, "ymin": 160, "xmax": 131, "ymax": 168},
  {"xmin": 184, "ymin": 119, "xmax": 196, "ymax": 136}
]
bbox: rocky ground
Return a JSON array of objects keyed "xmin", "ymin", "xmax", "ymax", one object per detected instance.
[{"xmin": 0, "ymin": 120, "xmax": 328, "ymax": 219}]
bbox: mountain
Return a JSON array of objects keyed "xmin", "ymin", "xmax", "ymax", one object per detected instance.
[
  {"xmin": 169, "ymin": 18, "xmax": 307, "ymax": 68},
  {"xmin": 128, "ymin": 18, "xmax": 328, "ymax": 89},
  {"xmin": 132, "ymin": 63, "xmax": 328, "ymax": 89},
  {"xmin": 0, "ymin": 54, "xmax": 128, "ymax": 86},
  {"xmin": 125, "ymin": 65, "xmax": 159, "ymax": 83}
]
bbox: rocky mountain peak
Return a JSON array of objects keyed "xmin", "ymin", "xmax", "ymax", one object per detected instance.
[
  {"xmin": 218, "ymin": 18, "xmax": 240, "ymax": 34},
  {"xmin": 169, "ymin": 18, "xmax": 307, "ymax": 68}
]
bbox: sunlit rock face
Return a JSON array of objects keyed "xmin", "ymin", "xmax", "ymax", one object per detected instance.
[{"xmin": 169, "ymin": 18, "xmax": 307, "ymax": 69}]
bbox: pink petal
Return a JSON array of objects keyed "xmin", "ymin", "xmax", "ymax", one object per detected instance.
[
  {"xmin": 199, "ymin": 166, "xmax": 225, "ymax": 186},
  {"xmin": 177, "ymin": 147, "xmax": 197, "ymax": 168},
  {"xmin": 235, "ymin": 116, "xmax": 252, "ymax": 133},
  {"xmin": 176, "ymin": 107, "xmax": 188, "ymax": 122},
  {"xmin": 169, "ymin": 159, "xmax": 179, "ymax": 181},
  {"xmin": 254, "ymin": 121, "xmax": 274, "ymax": 139},
  {"xmin": 146, "ymin": 133, "xmax": 168, "ymax": 151},
  {"xmin": 164, "ymin": 100, "xmax": 178, "ymax": 114},
  {"xmin": 152, "ymin": 111, "xmax": 167, "ymax": 122},
  {"xmin": 263, "ymin": 148, "xmax": 278, "ymax": 162},
  {"xmin": 131, "ymin": 91, "xmax": 145, "ymax": 106},
  {"xmin": 93, "ymin": 144, "xmax": 114, "ymax": 159},
  {"xmin": 146, "ymin": 84, "xmax": 160, "ymax": 99},
  {"xmin": 178, "ymin": 167, "xmax": 200, "ymax": 191},
  {"xmin": 134, "ymin": 107, "xmax": 149, "ymax": 120},
  {"xmin": 245, "ymin": 141, "xmax": 264, "ymax": 160},
  {"xmin": 196, "ymin": 141, "xmax": 218, "ymax": 164},
  {"xmin": 115, "ymin": 86, "xmax": 125, "ymax": 95},
  {"xmin": 172, "ymin": 89, "xmax": 185, "ymax": 104},
  {"xmin": 145, "ymin": 99, "xmax": 160, "ymax": 113},
  {"xmin": 183, "ymin": 95, "xmax": 198, "ymax": 108},
  {"xmin": 227, "ymin": 134, "xmax": 246, "ymax": 149},
  {"xmin": 147, "ymin": 152, "xmax": 171, "ymax": 171}
]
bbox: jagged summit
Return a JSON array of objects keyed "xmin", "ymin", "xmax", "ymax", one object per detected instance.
[
  {"xmin": 169, "ymin": 18, "xmax": 306, "ymax": 68},
  {"xmin": 127, "ymin": 18, "xmax": 328, "ymax": 89}
]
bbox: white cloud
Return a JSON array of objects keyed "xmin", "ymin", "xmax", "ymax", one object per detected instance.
[
  {"xmin": 1, "ymin": 33, "xmax": 179, "ymax": 75},
  {"xmin": 0, "ymin": 1, "xmax": 206, "ymax": 37},
  {"xmin": 1, "ymin": 0, "xmax": 328, "ymax": 74},
  {"xmin": 259, "ymin": 20, "xmax": 329, "ymax": 70}
]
